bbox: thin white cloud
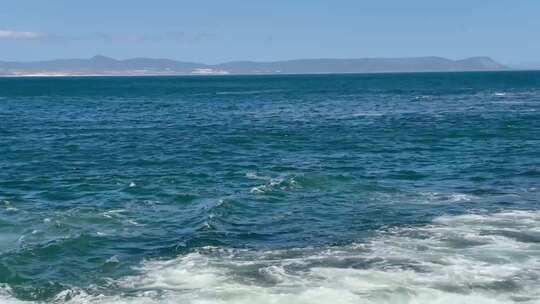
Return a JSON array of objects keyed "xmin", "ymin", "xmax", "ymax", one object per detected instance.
[
  {"xmin": 0, "ymin": 30, "xmax": 214, "ymax": 43},
  {"xmin": 0, "ymin": 30, "xmax": 47, "ymax": 40},
  {"xmin": 91, "ymin": 31, "xmax": 215, "ymax": 44}
]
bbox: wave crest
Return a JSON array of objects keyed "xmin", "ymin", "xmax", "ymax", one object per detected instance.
[{"xmin": 6, "ymin": 210, "xmax": 535, "ymax": 303}]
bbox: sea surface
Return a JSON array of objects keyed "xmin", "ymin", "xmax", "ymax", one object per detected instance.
[{"xmin": 1, "ymin": 72, "xmax": 540, "ymax": 303}]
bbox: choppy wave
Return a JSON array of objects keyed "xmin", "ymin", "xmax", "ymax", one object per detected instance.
[
  {"xmin": 250, "ymin": 177, "xmax": 300, "ymax": 194},
  {"xmin": 3, "ymin": 72, "xmax": 540, "ymax": 304},
  {"xmin": 418, "ymin": 192, "xmax": 477, "ymax": 203},
  {"xmin": 248, "ymin": 172, "xmax": 301, "ymax": 194},
  {"xmin": 3, "ymin": 210, "xmax": 539, "ymax": 303}
]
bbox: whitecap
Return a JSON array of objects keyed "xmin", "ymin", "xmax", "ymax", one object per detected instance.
[
  {"xmin": 448, "ymin": 193, "xmax": 474, "ymax": 202},
  {"xmin": 102, "ymin": 209, "xmax": 127, "ymax": 219},
  {"xmin": 125, "ymin": 219, "xmax": 143, "ymax": 226},
  {"xmin": 419, "ymin": 192, "xmax": 477, "ymax": 204},
  {"xmin": 249, "ymin": 174, "xmax": 301, "ymax": 194},
  {"xmin": 2, "ymin": 200, "xmax": 18, "ymax": 212},
  {"xmin": 0, "ymin": 285, "xmax": 26, "ymax": 304},
  {"xmin": 14, "ymin": 210, "xmax": 535, "ymax": 304},
  {"xmin": 106, "ymin": 255, "xmax": 120, "ymax": 264}
]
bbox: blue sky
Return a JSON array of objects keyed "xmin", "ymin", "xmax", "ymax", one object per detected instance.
[{"xmin": 1, "ymin": 0, "xmax": 538, "ymax": 65}]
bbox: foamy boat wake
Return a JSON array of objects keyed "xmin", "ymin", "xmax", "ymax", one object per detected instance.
[{"xmin": 3, "ymin": 210, "xmax": 539, "ymax": 304}]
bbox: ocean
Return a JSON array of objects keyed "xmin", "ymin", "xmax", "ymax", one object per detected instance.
[{"xmin": 1, "ymin": 72, "xmax": 539, "ymax": 303}]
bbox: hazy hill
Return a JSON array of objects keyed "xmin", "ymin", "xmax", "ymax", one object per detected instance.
[
  {"xmin": 0, "ymin": 55, "xmax": 507, "ymax": 76},
  {"xmin": 215, "ymin": 57, "xmax": 506, "ymax": 74}
]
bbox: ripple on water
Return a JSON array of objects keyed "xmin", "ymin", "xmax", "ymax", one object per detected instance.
[{"xmin": 2, "ymin": 72, "xmax": 540, "ymax": 303}]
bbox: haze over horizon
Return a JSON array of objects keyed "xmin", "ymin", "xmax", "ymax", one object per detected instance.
[{"xmin": 1, "ymin": 0, "xmax": 539, "ymax": 67}]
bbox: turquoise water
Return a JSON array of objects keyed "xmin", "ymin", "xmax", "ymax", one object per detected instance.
[{"xmin": 1, "ymin": 72, "xmax": 539, "ymax": 303}]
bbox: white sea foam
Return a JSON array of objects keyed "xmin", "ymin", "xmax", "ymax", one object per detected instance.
[
  {"xmin": 420, "ymin": 191, "xmax": 477, "ymax": 203},
  {"xmin": 2, "ymin": 200, "xmax": 18, "ymax": 212},
  {"xmin": 102, "ymin": 209, "xmax": 127, "ymax": 219},
  {"xmin": 249, "ymin": 174, "xmax": 300, "ymax": 194},
  {"xmin": 4, "ymin": 210, "xmax": 540, "ymax": 303},
  {"xmin": 250, "ymin": 178, "xmax": 284, "ymax": 193},
  {"xmin": 0, "ymin": 285, "xmax": 26, "ymax": 304},
  {"xmin": 250, "ymin": 177, "xmax": 299, "ymax": 194}
]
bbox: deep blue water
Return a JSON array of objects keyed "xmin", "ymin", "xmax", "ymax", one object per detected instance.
[{"xmin": 1, "ymin": 72, "xmax": 539, "ymax": 303}]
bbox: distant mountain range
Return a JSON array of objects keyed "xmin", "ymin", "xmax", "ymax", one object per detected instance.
[{"xmin": 0, "ymin": 55, "xmax": 507, "ymax": 76}]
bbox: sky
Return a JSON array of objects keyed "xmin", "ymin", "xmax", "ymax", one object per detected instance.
[{"xmin": 1, "ymin": 0, "xmax": 539, "ymax": 65}]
